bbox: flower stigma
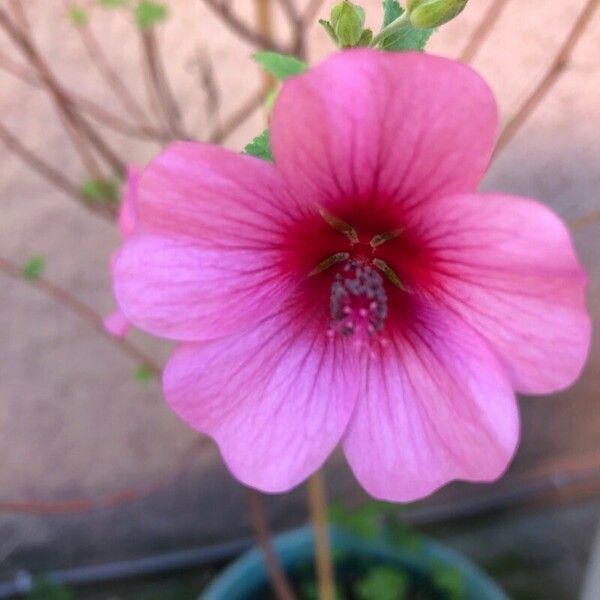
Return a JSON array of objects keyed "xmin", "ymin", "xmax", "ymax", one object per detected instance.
[{"xmin": 330, "ymin": 260, "xmax": 388, "ymax": 338}]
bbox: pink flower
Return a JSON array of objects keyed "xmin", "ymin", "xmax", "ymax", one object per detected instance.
[
  {"xmin": 112, "ymin": 51, "xmax": 590, "ymax": 501},
  {"xmin": 104, "ymin": 165, "xmax": 138, "ymax": 338}
]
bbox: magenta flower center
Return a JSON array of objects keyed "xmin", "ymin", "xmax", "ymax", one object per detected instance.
[{"xmin": 310, "ymin": 209, "xmax": 406, "ymax": 340}]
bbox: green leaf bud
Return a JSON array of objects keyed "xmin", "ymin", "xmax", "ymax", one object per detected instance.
[
  {"xmin": 407, "ymin": 0, "xmax": 468, "ymax": 29},
  {"xmin": 330, "ymin": 1, "xmax": 365, "ymax": 47}
]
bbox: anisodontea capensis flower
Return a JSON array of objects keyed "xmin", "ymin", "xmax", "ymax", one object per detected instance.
[{"xmin": 112, "ymin": 50, "xmax": 590, "ymax": 501}]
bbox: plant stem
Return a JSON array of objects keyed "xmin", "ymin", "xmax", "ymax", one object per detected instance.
[
  {"xmin": 371, "ymin": 11, "xmax": 411, "ymax": 47},
  {"xmin": 64, "ymin": 0, "xmax": 153, "ymax": 130},
  {"xmin": 254, "ymin": 0, "xmax": 276, "ymax": 91},
  {"xmin": 0, "ymin": 255, "xmax": 161, "ymax": 375},
  {"xmin": 245, "ymin": 489, "xmax": 297, "ymax": 600},
  {"xmin": 201, "ymin": 0, "xmax": 286, "ymax": 53},
  {"xmin": 307, "ymin": 470, "xmax": 335, "ymax": 600},
  {"xmin": 141, "ymin": 29, "xmax": 187, "ymax": 140}
]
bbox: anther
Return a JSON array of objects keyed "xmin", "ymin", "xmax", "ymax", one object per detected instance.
[
  {"xmin": 372, "ymin": 258, "xmax": 406, "ymax": 291},
  {"xmin": 319, "ymin": 208, "xmax": 359, "ymax": 244},
  {"xmin": 370, "ymin": 228, "xmax": 402, "ymax": 248},
  {"xmin": 309, "ymin": 252, "xmax": 350, "ymax": 277}
]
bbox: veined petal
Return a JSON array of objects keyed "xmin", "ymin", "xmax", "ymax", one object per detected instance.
[
  {"xmin": 412, "ymin": 193, "xmax": 591, "ymax": 394},
  {"xmin": 113, "ymin": 143, "xmax": 321, "ymax": 341},
  {"xmin": 163, "ymin": 308, "xmax": 360, "ymax": 492},
  {"xmin": 134, "ymin": 142, "xmax": 307, "ymax": 242},
  {"xmin": 271, "ymin": 50, "xmax": 497, "ymax": 217},
  {"xmin": 114, "ymin": 234, "xmax": 294, "ymax": 341},
  {"xmin": 343, "ymin": 301, "xmax": 519, "ymax": 502}
]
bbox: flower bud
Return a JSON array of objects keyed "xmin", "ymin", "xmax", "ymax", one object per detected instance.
[
  {"xmin": 407, "ymin": 0, "xmax": 468, "ymax": 29},
  {"xmin": 330, "ymin": 1, "xmax": 366, "ymax": 47}
]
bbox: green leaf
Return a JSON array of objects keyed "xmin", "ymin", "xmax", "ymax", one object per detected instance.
[
  {"xmin": 381, "ymin": 23, "xmax": 434, "ymax": 50},
  {"xmin": 357, "ymin": 28, "xmax": 374, "ymax": 46},
  {"xmin": 355, "ymin": 566, "xmax": 409, "ymax": 600},
  {"xmin": 135, "ymin": 0, "xmax": 168, "ymax": 30},
  {"xmin": 81, "ymin": 178, "xmax": 119, "ymax": 203},
  {"xmin": 319, "ymin": 19, "xmax": 338, "ymax": 44},
  {"xmin": 98, "ymin": 0, "xmax": 128, "ymax": 7},
  {"xmin": 431, "ymin": 564, "xmax": 466, "ymax": 600},
  {"xmin": 382, "ymin": 0, "xmax": 404, "ymax": 26},
  {"xmin": 253, "ymin": 52, "xmax": 307, "ymax": 81},
  {"xmin": 243, "ymin": 129, "xmax": 273, "ymax": 161},
  {"xmin": 68, "ymin": 6, "xmax": 88, "ymax": 26},
  {"xmin": 331, "ymin": 1, "xmax": 365, "ymax": 47},
  {"xmin": 134, "ymin": 364, "xmax": 154, "ymax": 383},
  {"xmin": 380, "ymin": 0, "xmax": 434, "ymax": 50},
  {"xmin": 22, "ymin": 255, "xmax": 45, "ymax": 281},
  {"xmin": 328, "ymin": 501, "xmax": 383, "ymax": 539},
  {"xmin": 386, "ymin": 518, "xmax": 422, "ymax": 552},
  {"xmin": 408, "ymin": 0, "xmax": 468, "ymax": 29}
]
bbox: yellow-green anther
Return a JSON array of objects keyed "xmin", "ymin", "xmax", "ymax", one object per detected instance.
[
  {"xmin": 407, "ymin": 0, "xmax": 468, "ymax": 29},
  {"xmin": 319, "ymin": 208, "xmax": 359, "ymax": 244},
  {"xmin": 370, "ymin": 228, "xmax": 402, "ymax": 248},
  {"xmin": 309, "ymin": 252, "xmax": 351, "ymax": 276},
  {"xmin": 330, "ymin": 1, "xmax": 365, "ymax": 47},
  {"xmin": 373, "ymin": 258, "xmax": 407, "ymax": 291}
]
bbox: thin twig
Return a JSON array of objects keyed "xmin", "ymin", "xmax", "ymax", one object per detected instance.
[
  {"xmin": 1, "ymin": 3, "xmax": 103, "ymax": 178},
  {"xmin": 0, "ymin": 51, "xmax": 170, "ymax": 142},
  {"xmin": 78, "ymin": 117, "xmax": 128, "ymax": 177},
  {"xmin": 0, "ymin": 257, "xmax": 203, "ymax": 516},
  {"xmin": 64, "ymin": 0, "xmax": 153, "ymax": 129},
  {"xmin": 459, "ymin": 0, "xmax": 510, "ymax": 63},
  {"xmin": 276, "ymin": 0, "xmax": 301, "ymax": 25},
  {"xmin": 493, "ymin": 0, "xmax": 599, "ymax": 158},
  {"xmin": 0, "ymin": 120, "xmax": 115, "ymax": 221},
  {"xmin": 307, "ymin": 471, "xmax": 335, "ymax": 600},
  {"xmin": 201, "ymin": 0, "xmax": 287, "ymax": 53},
  {"xmin": 569, "ymin": 210, "xmax": 600, "ymax": 232},
  {"xmin": 195, "ymin": 45, "xmax": 223, "ymax": 137},
  {"xmin": 0, "ymin": 255, "xmax": 160, "ymax": 374},
  {"xmin": 245, "ymin": 489, "xmax": 297, "ymax": 600},
  {"xmin": 302, "ymin": 0, "xmax": 327, "ymax": 25},
  {"xmin": 0, "ymin": 4, "xmax": 127, "ymax": 178},
  {"xmin": 208, "ymin": 87, "xmax": 265, "ymax": 143},
  {"xmin": 141, "ymin": 29, "xmax": 187, "ymax": 139},
  {"xmin": 255, "ymin": 0, "xmax": 277, "ymax": 90}
]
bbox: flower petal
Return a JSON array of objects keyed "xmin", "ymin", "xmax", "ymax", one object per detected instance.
[
  {"xmin": 163, "ymin": 310, "xmax": 360, "ymax": 492},
  {"xmin": 271, "ymin": 50, "xmax": 497, "ymax": 215},
  {"xmin": 103, "ymin": 309, "xmax": 131, "ymax": 338},
  {"xmin": 412, "ymin": 193, "xmax": 590, "ymax": 394},
  {"xmin": 343, "ymin": 301, "xmax": 519, "ymax": 502},
  {"xmin": 114, "ymin": 233, "xmax": 296, "ymax": 341},
  {"xmin": 134, "ymin": 142, "xmax": 303, "ymax": 242},
  {"xmin": 113, "ymin": 143, "xmax": 312, "ymax": 341}
]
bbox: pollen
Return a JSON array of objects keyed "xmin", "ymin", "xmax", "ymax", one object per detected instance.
[{"xmin": 330, "ymin": 260, "xmax": 388, "ymax": 338}]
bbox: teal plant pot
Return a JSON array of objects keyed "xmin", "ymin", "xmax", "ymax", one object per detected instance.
[{"xmin": 202, "ymin": 525, "xmax": 507, "ymax": 599}]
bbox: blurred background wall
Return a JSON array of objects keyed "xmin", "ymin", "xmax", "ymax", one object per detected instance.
[{"xmin": 0, "ymin": 1, "xmax": 599, "ymax": 597}]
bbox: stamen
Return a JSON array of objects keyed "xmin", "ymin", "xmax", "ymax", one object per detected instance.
[
  {"xmin": 319, "ymin": 208, "xmax": 359, "ymax": 244},
  {"xmin": 370, "ymin": 228, "xmax": 402, "ymax": 248},
  {"xmin": 373, "ymin": 258, "xmax": 406, "ymax": 291},
  {"xmin": 309, "ymin": 252, "xmax": 350, "ymax": 276}
]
